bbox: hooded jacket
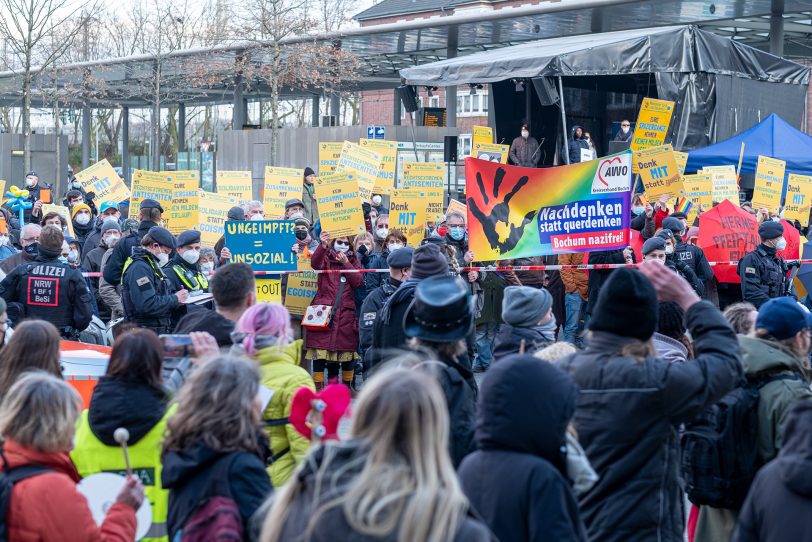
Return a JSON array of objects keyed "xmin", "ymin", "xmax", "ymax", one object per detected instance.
[
  {"xmin": 86, "ymin": 377, "xmax": 168, "ymax": 446},
  {"xmin": 565, "ymin": 125, "xmax": 590, "ymax": 164},
  {"xmin": 734, "ymin": 401, "xmax": 812, "ymax": 542},
  {"xmin": 459, "ymin": 355, "xmax": 587, "ymax": 542},
  {"xmin": 652, "ymin": 332, "xmax": 689, "ymax": 363},
  {"xmin": 557, "ymin": 301, "xmax": 743, "ymax": 542},
  {"xmin": 493, "ymin": 324, "xmax": 553, "ymax": 359}
]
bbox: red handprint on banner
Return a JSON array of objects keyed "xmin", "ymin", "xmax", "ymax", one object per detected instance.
[{"xmin": 468, "ymin": 167, "xmax": 536, "ymax": 253}]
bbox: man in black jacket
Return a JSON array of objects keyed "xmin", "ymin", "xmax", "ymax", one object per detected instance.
[
  {"xmin": 738, "ymin": 220, "xmax": 789, "ymax": 308},
  {"xmin": 558, "ymin": 262, "xmax": 743, "ymax": 542},
  {"xmin": 661, "ymin": 216, "xmax": 714, "ymax": 292},
  {"xmin": 103, "ymin": 198, "xmax": 164, "ymax": 285}
]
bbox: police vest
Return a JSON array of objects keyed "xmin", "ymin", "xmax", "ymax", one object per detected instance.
[
  {"xmin": 170, "ymin": 264, "xmax": 208, "ymax": 291},
  {"xmin": 17, "ymin": 262, "xmax": 75, "ymax": 328},
  {"xmin": 70, "ymin": 407, "xmax": 174, "ymax": 542}
]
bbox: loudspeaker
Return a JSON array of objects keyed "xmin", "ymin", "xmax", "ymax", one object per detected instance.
[
  {"xmin": 397, "ymin": 85, "xmax": 419, "ymax": 113},
  {"xmin": 533, "ymin": 77, "xmax": 559, "ymax": 106},
  {"xmin": 444, "ymin": 135, "xmax": 458, "ymax": 163}
]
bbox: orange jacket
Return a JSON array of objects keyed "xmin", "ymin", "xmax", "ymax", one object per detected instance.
[
  {"xmin": 558, "ymin": 253, "xmax": 588, "ymax": 300},
  {"xmin": 2, "ymin": 438, "xmax": 136, "ymax": 542}
]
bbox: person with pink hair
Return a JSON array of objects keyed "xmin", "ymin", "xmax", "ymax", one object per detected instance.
[{"xmin": 232, "ymin": 303, "xmax": 315, "ymax": 487}]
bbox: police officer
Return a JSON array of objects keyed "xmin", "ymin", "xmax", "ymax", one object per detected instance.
[
  {"xmin": 165, "ymin": 230, "xmax": 209, "ymax": 295},
  {"xmin": 661, "ymin": 216, "xmax": 714, "ymax": 296},
  {"xmin": 0, "ymin": 224, "xmax": 92, "ymax": 337},
  {"xmin": 358, "ymin": 247, "xmax": 413, "ymax": 367},
  {"xmin": 104, "ymin": 198, "xmax": 164, "ymax": 285},
  {"xmin": 738, "ymin": 221, "xmax": 789, "ymax": 308},
  {"xmin": 121, "ymin": 226, "xmax": 188, "ymax": 333}
]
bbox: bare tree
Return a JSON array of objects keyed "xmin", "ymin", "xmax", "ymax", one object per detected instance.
[{"xmin": 0, "ymin": 0, "xmax": 99, "ymax": 172}]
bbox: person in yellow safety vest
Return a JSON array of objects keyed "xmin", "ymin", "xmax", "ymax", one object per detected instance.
[
  {"xmin": 165, "ymin": 230, "xmax": 209, "ymax": 295},
  {"xmin": 71, "ymin": 329, "xmax": 173, "ymax": 542},
  {"xmin": 230, "ymin": 302, "xmax": 316, "ymax": 487}
]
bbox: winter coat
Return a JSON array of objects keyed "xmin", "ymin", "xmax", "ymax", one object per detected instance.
[
  {"xmin": 565, "ymin": 126, "xmax": 590, "ymax": 164},
  {"xmin": 98, "ymin": 248, "xmax": 124, "ymax": 320},
  {"xmin": 429, "ymin": 354, "xmax": 478, "ymax": 467},
  {"xmin": 459, "ymin": 355, "xmax": 587, "ymax": 542},
  {"xmin": 305, "ymin": 244, "xmax": 363, "ymax": 353},
  {"xmin": 557, "ymin": 301, "xmax": 743, "ymax": 542},
  {"xmin": 82, "ymin": 221, "xmax": 103, "ymax": 258},
  {"xmin": 493, "ymin": 324, "xmax": 553, "ymax": 359},
  {"xmin": 0, "ymin": 244, "xmax": 16, "ymax": 264},
  {"xmin": 358, "ymin": 276, "xmax": 401, "ymax": 363},
  {"xmin": 363, "ymin": 247, "xmax": 389, "ymax": 293},
  {"xmin": 509, "ymin": 136, "xmax": 541, "ymax": 168},
  {"xmin": 558, "ymin": 252, "xmax": 588, "ymax": 299},
  {"xmin": 1, "ymin": 438, "xmax": 137, "ymax": 542},
  {"xmin": 734, "ymin": 401, "xmax": 812, "ymax": 542},
  {"xmin": 614, "ymin": 128, "xmax": 634, "ymax": 142},
  {"xmin": 477, "ymin": 270, "xmax": 508, "ymax": 325},
  {"xmin": 302, "ymin": 181, "xmax": 319, "ymax": 226},
  {"xmin": 585, "ymin": 249, "xmax": 629, "ymax": 316},
  {"xmin": 83, "ymin": 377, "xmax": 168, "ymax": 446},
  {"xmin": 84, "ymin": 245, "xmax": 109, "ymax": 319},
  {"xmin": 631, "ymin": 211, "xmax": 656, "ymax": 239},
  {"xmin": 271, "ymin": 440, "xmax": 494, "ymax": 541},
  {"xmin": 695, "ymin": 334, "xmax": 812, "ymax": 542},
  {"xmin": 104, "ymin": 220, "xmax": 160, "ymax": 285},
  {"xmin": 652, "ymin": 332, "xmax": 689, "ymax": 363},
  {"xmin": 446, "ymin": 234, "xmax": 486, "ymax": 318},
  {"xmin": 72, "ymin": 220, "xmax": 94, "ymax": 252},
  {"xmin": 251, "ymin": 339, "xmax": 315, "ymax": 487},
  {"xmin": 367, "ymin": 279, "xmax": 419, "ymax": 369},
  {"xmin": 0, "ymin": 249, "xmax": 35, "ymax": 275},
  {"xmin": 161, "ymin": 441, "xmax": 272, "ymax": 541}
]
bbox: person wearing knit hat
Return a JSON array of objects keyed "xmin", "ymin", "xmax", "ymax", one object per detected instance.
[
  {"xmin": 69, "ymin": 203, "xmax": 94, "ymax": 251},
  {"xmin": 558, "ymin": 261, "xmax": 743, "ymax": 541},
  {"xmin": 738, "ymin": 219, "xmax": 789, "ymax": 309},
  {"xmin": 652, "ymin": 301, "xmax": 689, "ymax": 363},
  {"xmin": 291, "ymin": 216, "xmax": 318, "ymax": 257},
  {"xmin": 492, "ymin": 286, "xmax": 555, "ymax": 358}
]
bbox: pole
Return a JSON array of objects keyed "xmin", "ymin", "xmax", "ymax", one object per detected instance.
[{"xmin": 558, "ymin": 76, "xmax": 569, "ymax": 164}]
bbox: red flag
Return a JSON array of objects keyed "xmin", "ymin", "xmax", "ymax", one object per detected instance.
[
  {"xmin": 629, "ymin": 228, "xmax": 644, "ymax": 263},
  {"xmin": 698, "ymin": 200, "xmax": 759, "ymax": 284},
  {"xmin": 778, "ymin": 219, "xmax": 801, "ymax": 261}
]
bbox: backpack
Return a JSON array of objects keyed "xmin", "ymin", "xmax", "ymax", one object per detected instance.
[
  {"xmin": 179, "ymin": 453, "xmax": 243, "ymax": 542},
  {"xmin": 0, "ymin": 462, "xmax": 52, "ymax": 542},
  {"xmin": 680, "ymin": 372, "xmax": 803, "ymax": 510}
]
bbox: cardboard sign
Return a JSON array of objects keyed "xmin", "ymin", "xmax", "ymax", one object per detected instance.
[
  {"xmin": 256, "ymin": 278, "xmax": 282, "ymax": 303},
  {"xmin": 472, "ymin": 125, "xmax": 493, "ymax": 146},
  {"xmin": 359, "ymin": 139, "xmax": 397, "ymax": 194},
  {"xmin": 580, "ymin": 148, "xmax": 595, "ymax": 163},
  {"xmin": 314, "ymin": 172, "xmax": 367, "ymax": 238},
  {"xmin": 216, "ymin": 170, "xmax": 253, "ymax": 203},
  {"xmin": 636, "ymin": 146, "xmax": 684, "ymax": 201},
  {"xmin": 224, "ymin": 220, "xmax": 297, "ymax": 272},
  {"xmin": 446, "ymin": 198, "xmax": 467, "ymax": 219},
  {"xmin": 284, "ymin": 256, "xmax": 317, "ymax": 316},
  {"xmin": 673, "ymin": 151, "xmax": 689, "ymax": 176},
  {"xmin": 168, "ymin": 172, "xmax": 199, "ymax": 235},
  {"xmin": 129, "ymin": 170, "xmax": 172, "ymax": 219},
  {"xmin": 752, "ymin": 156, "xmax": 786, "ymax": 213},
  {"xmin": 263, "ymin": 166, "xmax": 304, "ymax": 219},
  {"xmin": 198, "ymin": 191, "xmax": 237, "ymax": 247},
  {"xmin": 336, "ymin": 141, "xmax": 381, "ymax": 203},
  {"xmin": 703, "ymin": 165, "xmax": 739, "ymax": 205},
  {"xmin": 424, "ymin": 189, "xmax": 444, "ymax": 223},
  {"xmin": 389, "ymin": 189, "xmax": 427, "ymax": 247},
  {"xmin": 630, "ymin": 98, "xmax": 675, "ymax": 173},
  {"xmin": 318, "ymin": 142, "xmax": 343, "ymax": 175},
  {"xmin": 682, "ymin": 174, "xmax": 713, "ymax": 210},
  {"xmin": 471, "ymin": 142, "xmax": 509, "ymax": 164},
  {"xmin": 785, "ymin": 174, "xmax": 812, "ymax": 227},
  {"xmin": 402, "ymin": 162, "xmax": 445, "ymax": 190},
  {"xmin": 75, "ymin": 159, "xmax": 131, "ymax": 205}
]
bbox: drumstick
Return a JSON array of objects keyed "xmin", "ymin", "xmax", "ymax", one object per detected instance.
[{"xmin": 113, "ymin": 428, "xmax": 132, "ymax": 477}]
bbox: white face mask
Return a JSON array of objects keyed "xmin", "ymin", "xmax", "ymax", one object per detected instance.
[
  {"xmin": 0, "ymin": 236, "xmax": 8, "ymax": 247},
  {"xmin": 105, "ymin": 234, "xmax": 120, "ymax": 248},
  {"xmin": 24, "ymin": 178, "xmax": 35, "ymax": 187},
  {"xmin": 388, "ymin": 243, "xmax": 403, "ymax": 252},
  {"xmin": 68, "ymin": 249, "xmax": 80, "ymax": 264},
  {"xmin": 288, "ymin": 211, "xmax": 304, "ymax": 220},
  {"xmin": 376, "ymin": 227, "xmax": 389, "ymax": 239},
  {"xmin": 75, "ymin": 213, "xmax": 91, "ymax": 226},
  {"xmin": 182, "ymin": 249, "xmax": 200, "ymax": 265},
  {"xmin": 250, "ymin": 213, "xmax": 264, "ymax": 221},
  {"xmin": 665, "ymin": 245, "xmax": 674, "ymax": 255},
  {"xmin": 621, "ymin": 126, "xmax": 630, "ymax": 133},
  {"xmin": 372, "ymin": 195, "xmax": 382, "ymax": 206},
  {"xmin": 334, "ymin": 242, "xmax": 350, "ymax": 253},
  {"xmin": 521, "ymin": 130, "xmax": 529, "ymax": 138},
  {"xmin": 156, "ymin": 251, "xmax": 169, "ymax": 266},
  {"xmin": 103, "ymin": 214, "xmax": 119, "ymax": 223},
  {"xmin": 201, "ymin": 262, "xmax": 215, "ymax": 273},
  {"xmin": 776, "ymin": 238, "xmax": 788, "ymax": 251}
]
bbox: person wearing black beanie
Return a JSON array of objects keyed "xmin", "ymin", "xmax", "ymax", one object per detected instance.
[
  {"xmin": 557, "ymin": 261, "xmax": 743, "ymax": 542},
  {"xmin": 302, "ymin": 166, "xmax": 319, "ymax": 227}
]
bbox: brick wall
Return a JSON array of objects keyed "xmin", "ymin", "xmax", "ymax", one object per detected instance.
[{"xmin": 361, "ymin": 87, "xmax": 488, "ymax": 132}]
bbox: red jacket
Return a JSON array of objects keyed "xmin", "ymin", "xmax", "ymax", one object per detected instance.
[
  {"xmin": 306, "ymin": 243, "xmax": 363, "ymax": 353},
  {"xmin": 2, "ymin": 438, "xmax": 136, "ymax": 542},
  {"xmin": 654, "ymin": 208, "xmax": 670, "ymax": 231}
]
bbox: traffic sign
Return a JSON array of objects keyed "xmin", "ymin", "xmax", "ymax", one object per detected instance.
[{"xmin": 367, "ymin": 125, "xmax": 385, "ymax": 140}]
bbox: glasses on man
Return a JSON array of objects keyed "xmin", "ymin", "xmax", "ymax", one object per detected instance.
[
  {"xmin": 622, "ymin": 123, "xmax": 630, "ymax": 127},
  {"xmin": 22, "ymin": 237, "xmax": 39, "ymax": 243}
]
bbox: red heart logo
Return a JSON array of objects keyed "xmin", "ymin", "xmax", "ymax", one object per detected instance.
[
  {"xmin": 289, "ymin": 385, "xmax": 352, "ymax": 441},
  {"xmin": 598, "ymin": 157, "xmax": 622, "ymax": 187}
]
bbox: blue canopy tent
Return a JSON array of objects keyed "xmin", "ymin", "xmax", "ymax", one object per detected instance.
[{"xmin": 685, "ymin": 114, "xmax": 812, "ymax": 177}]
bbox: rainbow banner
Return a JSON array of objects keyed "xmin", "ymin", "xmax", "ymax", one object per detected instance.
[{"xmin": 466, "ymin": 151, "xmax": 633, "ymax": 260}]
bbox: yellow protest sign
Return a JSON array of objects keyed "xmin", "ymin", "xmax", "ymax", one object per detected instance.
[
  {"xmin": 264, "ymin": 166, "xmax": 303, "ymax": 219},
  {"xmin": 424, "ymin": 190, "xmax": 444, "ymax": 224},
  {"xmin": 318, "ymin": 142, "xmax": 343, "ymax": 175},
  {"xmin": 630, "ymin": 98, "xmax": 675, "ymax": 173},
  {"xmin": 256, "ymin": 278, "xmax": 282, "ymax": 303},
  {"xmin": 472, "ymin": 125, "xmax": 493, "ymax": 146},
  {"xmin": 785, "ymin": 174, "xmax": 812, "ymax": 227},
  {"xmin": 703, "ymin": 166, "xmax": 739, "ymax": 205},
  {"xmin": 217, "ymin": 170, "xmax": 253, "ymax": 203},
  {"xmin": 389, "ymin": 189, "xmax": 427, "ymax": 247},
  {"xmin": 0, "ymin": 181, "xmax": 7, "ymax": 201},
  {"xmin": 129, "ymin": 170, "xmax": 172, "ymax": 219},
  {"xmin": 360, "ymin": 139, "xmax": 397, "ymax": 194},
  {"xmin": 446, "ymin": 198, "xmax": 467, "ymax": 219},
  {"xmin": 471, "ymin": 142, "xmax": 509, "ymax": 164},
  {"xmin": 169, "ymin": 172, "xmax": 199, "ymax": 235},
  {"xmin": 636, "ymin": 146, "xmax": 684, "ymax": 201},
  {"xmin": 674, "ymin": 152, "xmax": 689, "ymax": 176},
  {"xmin": 42, "ymin": 203, "xmax": 75, "ymax": 237},
  {"xmin": 683, "ymin": 174, "xmax": 713, "ymax": 209},
  {"xmin": 75, "ymin": 159, "xmax": 131, "ymax": 205},
  {"xmin": 284, "ymin": 256, "xmax": 318, "ymax": 316},
  {"xmin": 315, "ymin": 172, "xmax": 366, "ymax": 237},
  {"xmin": 336, "ymin": 141, "xmax": 381, "ymax": 203},
  {"xmin": 402, "ymin": 162, "xmax": 446, "ymax": 189},
  {"xmin": 752, "ymin": 156, "xmax": 786, "ymax": 213},
  {"xmin": 198, "ymin": 191, "xmax": 237, "ymax": 247}
]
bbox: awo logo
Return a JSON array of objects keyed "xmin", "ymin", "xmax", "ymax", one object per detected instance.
[{"xmin": 592, "ymin": 154, "xmax": 632, "ymax": 194}]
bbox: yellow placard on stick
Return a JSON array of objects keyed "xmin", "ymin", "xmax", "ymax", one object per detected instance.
[
  {"xmin": 785, "ymin": 174, "xmax": 812, "ymax": 227},
  {"xmin": 682, "ymin": 173, "xmax": 713, "ymax": 222},
  {"xmin": 402, "ymin": 162, "xmax": 445, "ymax": 190},
  {"xmin": 630, "ymin": 98, "xmax": 675, "ymax": 174},
  {"xmin": 169, "ymin": 172, "xmax": 200, "ymax": 235},
  {"xmin": 314, "ymin": 172, "xmax": 367, "ymax": 238},
  {"xmin": 42, "ymin": 203, "xmax": 75, "ymax": 237},
  {"xmin": 217, "ymin": 170, "xmax": 253, "ymax": 203},
  {"xmin": 198, "ymin": 191, "xmax": 238, "ymax": 247},
  {"xmin": 472, "ymin": 125, "xmax": 494, "ymax": 146},
  {"xmin": 360, "ymin": 139, "xmax": 397, "ymax": 194},
  {"xmin": 129, "ymin": 170, "xmax": 172, "ymax": 219},
  {"xmin": 256, "ymin": 278, "xmax": 282, "ymax": 304},
  {"xmin": 752, "ymin": 156, "xmax": 786, "ymax": 213},
  {"xmin": 318, "ymin": 142, "xmax": 343, "ymax": 175},
  {"xmin": 284, "ymin": 257, "xmax": 317, "ymax": 316},
  {"xmin": 75, "ymin": 159, "xmax": 131, "ymax": 205},
  {"xmin": 263, "ymin": 166, "xmax": 304, "ymax": 219},
  {"xmin": 389, "ymin": 189, "xmax": 427, "ymax": 247},
  {"xmin": 471, "ymin": 142, "xmax": 509, "ymax": 164},
  {"xmin": 703, "ymin": 165, "xmax": 739, "ymax": 205},
  {"xmin": 636, "ymin": 146, "xmax": 684, "ymax": 201},
  {"xmin": 424, "ymin": 190, "xmax": 444, "ymax": 223},
  {"xmin": 336, "ymin": 141, "xmax": 381, "ymax": 203},
  {"xmin": 673, "ymin": 151, "xmax": 689, "ymax": 176}
]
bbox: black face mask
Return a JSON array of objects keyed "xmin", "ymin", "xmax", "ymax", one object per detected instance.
[
  {"xmin": 356, "ymin": 244, "xmax": 368, "ymax": 256},
  {"xmin": 23, "ymin": 243, "xmax": 38, "ymax": 256},
  {"xmin": 295, "ymin": 230, "xmax": 308, "ymax": 241}
]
